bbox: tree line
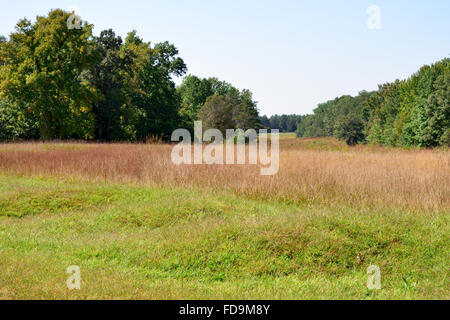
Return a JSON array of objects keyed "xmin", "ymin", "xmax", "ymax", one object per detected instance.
[
  {"xmin": 1, "ymin": 10, "xmax": 448, "ymax": 147},
  {"xmin": 0, "ymin": 9, "xmax": 260, "ymax": 142},
  {"xmin": 296, "ymin": 58, "xmax": 449, "ymax": 147},
  {"xmin": 259, "ymin": 114, "xmax": 302, "ymax": 133}
]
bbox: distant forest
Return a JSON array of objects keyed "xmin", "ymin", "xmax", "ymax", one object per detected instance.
[
  {"xmin": 0, "ymin": 10, "xmax": 448, "ymax": 147},
  {"xmin": 267, "ymin": 58, "xmax": 449, "ymax": 147},
  {"xmin": 259, "ymin": 115, "xmax": 303, "ymax": 133}
]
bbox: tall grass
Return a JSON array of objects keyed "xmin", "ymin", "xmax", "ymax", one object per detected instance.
[{"xmin": 0, "ymin": 138, "xmax": 448, "ymax": 211}]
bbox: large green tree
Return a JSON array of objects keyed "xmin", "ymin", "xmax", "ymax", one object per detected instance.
[
  {"xmin": 0, "ymin": 9, "xmax": 99, "ymax": 139},
  {"xmin": 199, "ymin": 95, "xmax": 235, "ymax": 135},
  {"xmin": 177, "ymin": 75, "xmax": 215, "ymax": 129},
  {"xmin": 123, "ymin": 32, "xmax": 187, "ymax": 141},
  {"xmin": 233, "ymin": 89, "xmax": 260, "ymax": 130},
  {"xmin": 82, "ymin": 29, "xmax": 136, "ymax": 141},
  {"xmin": 178, "ymin": 75, "xmax": 261, "ymax": 131}
]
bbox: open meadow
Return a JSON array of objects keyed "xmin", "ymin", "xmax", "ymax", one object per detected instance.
[{"xmin": 0, "ymin": 135, "xmax": 449, "ymax": 299}]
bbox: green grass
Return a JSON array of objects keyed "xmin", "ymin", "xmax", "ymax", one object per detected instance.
[{"xmin": 0, "ymin": 174, "xmax": 448, "ymax": 300}]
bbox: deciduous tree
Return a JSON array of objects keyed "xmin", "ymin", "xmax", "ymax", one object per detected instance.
[{"xmin": 0, "ymin": 9, "xmax": 99, "ymax": 139}]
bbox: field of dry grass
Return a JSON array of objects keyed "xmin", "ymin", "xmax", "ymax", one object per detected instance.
[{"xmin": 0, "ymin": 137, "xmax": 448, "ymax": 211}]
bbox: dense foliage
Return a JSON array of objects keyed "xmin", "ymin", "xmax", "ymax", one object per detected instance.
[
  {"xmin": 177, "ymin": 75, "xmax": 260, "ymax": 133},
  {"xmin": 0, "ymin": 10, "xmax": 260, "ymax": 141},
  {"xmin": 297, "ymin": 59, "xmax": 449, "ymax": 147},
  {"xmin": 0, "ymin": 99, "xmax": 39, "ymax": 141},
  {"xmin": 0, "ymin": 10, "xmax": 98, "ymax": 140}
]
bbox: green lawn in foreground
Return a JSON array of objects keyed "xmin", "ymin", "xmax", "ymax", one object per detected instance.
[{"xmin": 0, "ymin": 174, "xmax": 448, "ymax": 300}]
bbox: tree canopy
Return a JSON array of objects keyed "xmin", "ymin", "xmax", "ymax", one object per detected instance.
[
  {"xmin": 296, "ymin": 58, "xmax": 449, "ymax": 147},
  {"xmin": 0, "ymin": 10, "xmax": 98, "ymax": 139},
  {"xmin": 177, "ymin": 75, "xmax": 260, "ymax": 133},
  {"xmin": 0, "ymin": 10, "xmax": 260, "ymax": 142}
]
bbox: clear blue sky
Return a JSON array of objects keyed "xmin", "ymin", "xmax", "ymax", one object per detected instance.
[{"xmin": 1, "ymin": 0, "xmax": 449, "ymax": 116}]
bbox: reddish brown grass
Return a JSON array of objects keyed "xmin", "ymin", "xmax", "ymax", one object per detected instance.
[{"xmin": 0, "ymin": 139, "xmax": 448, "ymax": 211}]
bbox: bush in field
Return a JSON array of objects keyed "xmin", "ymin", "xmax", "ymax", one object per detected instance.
[{"xmin": 334, "ymin": 115, "xmax": 365, "ymax": 146}]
